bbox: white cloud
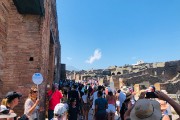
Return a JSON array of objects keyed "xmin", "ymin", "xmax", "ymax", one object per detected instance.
[
  {"xmin": 86, "ymin": 49, "xmax": 102, "ymax": 64},
  {"xmin": 67, "ymin": 57, "xmax": 72, "ymax": 61}
]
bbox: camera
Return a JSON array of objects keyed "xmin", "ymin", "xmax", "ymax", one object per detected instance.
[{"xmin": 146, "ymin": 92, "xmax": 158, "ymax": 98}]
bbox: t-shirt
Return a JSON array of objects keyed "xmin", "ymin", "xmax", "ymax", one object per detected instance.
[
  {"xmin": 68, "ymin": 106, "xmax": 78, "ymax": 120},
  {"xmin": 95, "ymin": 98, "xmax": 107, "ymax": 113},
  {"xmin": 82, "ymin": 94, "xmax": 88, "ymax": 103},
  {"xmin": 68, "ymin": 90, "xmax": 80, "ymax": 105},
  {"xmin": 91, "ymin": 91, "xmax": 98, "ymax": 109},
  {"xmin": 48, "ymin": 90, "xmax": 63, "ymax": 110},
  {"xmin": 24, "ymin": 98, "xmax": 38, "ymax": 120}
]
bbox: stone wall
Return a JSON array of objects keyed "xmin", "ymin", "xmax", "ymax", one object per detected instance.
[
  {"xmin": 0, "ymin": 0, "xmax": 60, "ymax": 118},
  {"xmin": 111, "ymin": 76, "xmax": 120, "ymax": 90},
  {"xmin": 120, "ymin": 71, "xmax": 146, "ymax": 78},
  {"xmin": 159, "ymin": 80, "xmax": 180, "ymax": 94},
  {"xmin": 68, "ymin": 61, "xmax": 180, "ymax": 94},
  {"xmin": 123, "ymin": 74, "xmax": 162, "ymax": 87}
]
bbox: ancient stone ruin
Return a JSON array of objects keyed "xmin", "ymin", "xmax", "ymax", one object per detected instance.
[{"xmin": 67, "ymin": 60, "xmax": 180, "ymax": 94}]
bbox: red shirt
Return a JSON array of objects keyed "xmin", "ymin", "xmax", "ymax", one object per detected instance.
[{"xmin": 48, "ymin": 90, "xmax": 63, "ymax": 110}]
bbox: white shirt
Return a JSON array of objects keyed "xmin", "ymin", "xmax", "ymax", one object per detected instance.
[
  {"xmin": 91, "ymin": 91, "xmax": 98, "ymax": 109},
  {"xmin": 82, "ymin": 94, "xmax": 88, "ymax": 103},
  {"xmin": 24, "ymin": 98, "xmax": 38, "ymax": 120}
]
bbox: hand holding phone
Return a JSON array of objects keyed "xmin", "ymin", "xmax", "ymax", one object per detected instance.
[{"xmin": 146, "ymin": 92, "xmax": 158, "ymax": 98}]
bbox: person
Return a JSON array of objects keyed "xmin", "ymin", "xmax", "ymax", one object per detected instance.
[
  {"xmin": 68, "ymin": 85, "xmax": 80, "ymax": 109},
  {"xmin": 68, "ymin": 98, "xmax": 79, "ymax": 120},
  {"xmin": 78, "ymin": 86, "xmax": 84, "ymax": 119},
  {"xmin": 0, "ymin": 105, "xmax": 17, "ymax": 120},
  {"xmin": 24, "ymin": 86, "xmax": 40, "ymax": 120},
  {"xmin": 130, "ymin": 99, "xmax": 162, "ymax": 120},
  {"xmin": 1, "ymin": 91, "xmax": 28, "ymax": 120},
  {"xmin": 124, "ymin": 89, "xmax": 162, "ymax": 120},
  {"xmin": 148, "ymin": 85, "xmax": 155, "ymax": 92},
  {"xmin": 95, "ymin": 90, "xmax": 108, "ymax": 120},
  {"xmin": 91, "ymin": 86, "xmax": 103, "ymax": 110},
  {"xmin": 53, "ymin": 98, "xmax": 68, "ymax": 120},
  {"xmin": 106, "ymin": 88, "xmax": 116, "ymax": 120},
  {"xmin": 115, "ymin": 89, "xmax": 121, "ymax": 118},
  {"xmin": 158, "ymin": 100, "xmax": 170, "ymax": 120},
  {"xmin": 119, "ymin": 86, "xmax": 127, "ymax": 120},
  {"xmin": 120, "ymin": 91, "xmax": 133, "ymax": 120},
  {"xmin": 155, "ymin": 91, "xmax": 180, "ymax": 120},
  {"xmin": 62, "ymin": 91, "xmax": 68, "ymax": 103},
  {"xmin": 82, "ymin": 90, "xmax": 90, "ymax": 120},
  {"xmin": 47, "ymin": 83, "xmax": 63, "ymax": 120},
  {"xmin": 124, "ymin": 91, "xmax": 180, "ymax": 120}
]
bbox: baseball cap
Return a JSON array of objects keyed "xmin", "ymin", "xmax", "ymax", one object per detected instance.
[
  {"xmin": 54, "ymin": 103, "xmax": 67, "ymax": 116},
  {"xmin": 5, "ymin": 91, "xmax": 22, "ymax": 100}
]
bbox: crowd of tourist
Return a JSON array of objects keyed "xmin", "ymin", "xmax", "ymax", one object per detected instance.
[{"xmin": 0, "ymin": 80, "xmax": 180, "ymax": 120}]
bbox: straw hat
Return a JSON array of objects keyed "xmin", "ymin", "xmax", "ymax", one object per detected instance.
[
  {"xmin": 130, "ymin": 99, "xmax": 162, "ymax": 120},
  {"xmin": 0, "ymin": 105, "xmax": 17, "ymax": 118}
]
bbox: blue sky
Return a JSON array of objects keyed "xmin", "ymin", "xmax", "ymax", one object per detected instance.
[{"xmin": 56, "ymin": 0, "xmax": 180, "ymax": 70}]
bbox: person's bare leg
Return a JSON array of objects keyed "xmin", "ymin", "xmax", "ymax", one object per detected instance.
[
  {"xmin": 85, "ymin": 110, "xmax": 88, "ymax": 120},
  {"xmin": 108, "ymin": 113, "xmax": 110, "ymax": 120},
  {"xmin": 82, "ymin": 109, "xmax": 85, "ymax": 119},
  {"xmin": 111, "ymin": 113, "xmax": 115, "ymax": 120},
  {"xmin": 117, "ymin": 106, "xmax": 120, "ymax": 117}
]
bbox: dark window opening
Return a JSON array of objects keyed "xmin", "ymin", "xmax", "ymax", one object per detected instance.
[
  {"xmin": 29, "ymin": 57, "xmax": 34, "ymax": 61},
  {"xmin": 117, "ymin": 72, "xmax": 121, "ymax": 75}
]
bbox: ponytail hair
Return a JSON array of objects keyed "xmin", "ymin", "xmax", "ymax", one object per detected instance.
[{"xmin": 1, "ymin": 98, "xmax": 8, "ymax": 106}]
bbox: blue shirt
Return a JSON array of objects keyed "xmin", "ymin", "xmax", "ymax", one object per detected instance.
[
  {"xmin": 95, "ymin": 98, "xmax": 108, "ymax": 113},
  {"xmin": 118, "ymin": 91, "xmax": 126, "ymax": 109}
]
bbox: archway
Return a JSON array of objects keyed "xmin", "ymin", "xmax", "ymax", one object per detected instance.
[{"xmin": 117, "ymin": 72, "xmax": 121, "ymax": 75}]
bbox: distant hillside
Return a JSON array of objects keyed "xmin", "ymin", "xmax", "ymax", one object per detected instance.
[{"xmin": 66, "ymin": 65, "xmax": 79, "ymax": 71}]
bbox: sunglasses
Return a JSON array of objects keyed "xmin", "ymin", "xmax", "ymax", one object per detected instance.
[{"xmin": 33, "ymin": 91, "xmax": 38, "ymax": 93}]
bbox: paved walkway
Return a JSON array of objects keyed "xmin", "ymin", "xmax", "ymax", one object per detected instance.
[{"xmin": 88, "ymin": 108, "xmax": 121, "ymax": 120}]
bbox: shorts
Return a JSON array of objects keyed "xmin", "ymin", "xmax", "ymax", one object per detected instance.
[
  {"xmin": 106, "ymin": 104, "xmax": 116, "ymax": 113},
  {"xmin": 116, "ymin": 101, "xmax": 120, "ymax": 107},
  {"xmin": 83, "ymin": 103, "xmax": 90, "ymax": 111}
]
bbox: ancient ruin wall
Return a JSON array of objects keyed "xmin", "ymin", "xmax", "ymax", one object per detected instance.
[{"xmin": 123, "ymin": 74, "xmax": 162, "ymax": 87}]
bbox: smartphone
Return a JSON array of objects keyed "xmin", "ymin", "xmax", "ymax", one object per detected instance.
[{"xmin": 146, "ymin": 92, "xmax": 158, "ymax": 98}]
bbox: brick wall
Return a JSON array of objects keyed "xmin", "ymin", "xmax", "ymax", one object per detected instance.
[
  {"xmin": 0, "ymin": 0, "xmax": 60, "ymax": 118},
  {"xmin": 0, "ymin": 0, "xmax": 10, "ymax": 95}
]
